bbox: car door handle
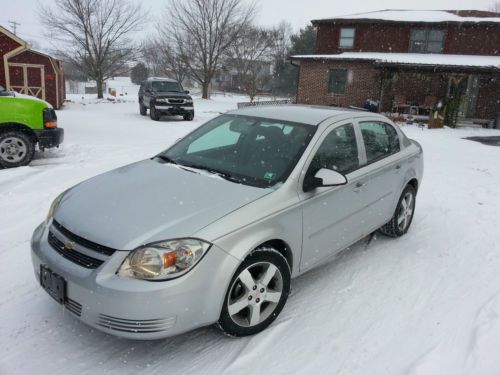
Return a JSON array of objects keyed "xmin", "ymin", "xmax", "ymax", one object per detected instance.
[{"xmin": 353, "ymin": 182, "xmax": 367, "ymax": 192}]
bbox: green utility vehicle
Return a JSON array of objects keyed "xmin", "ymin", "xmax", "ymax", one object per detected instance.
[{"xmin": 0, "ymin": 86, "xmax": 64, "ymax": 168}]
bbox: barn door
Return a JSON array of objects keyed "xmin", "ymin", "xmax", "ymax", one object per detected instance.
[{"xmin": 8, "ymin": 63, "xmax": 46, "ymax": 100}]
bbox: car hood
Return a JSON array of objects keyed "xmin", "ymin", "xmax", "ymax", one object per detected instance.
[
  {"xmin": 53, "ymin": 160, "xmax": 271, "ymax": 250},
  {"xmin": 13, "ymin": 91, "xmax": 53, "ymax": 108},
  {"xmin": 154, "ymin": 92, "xmax": 191, "ymax": 99}
]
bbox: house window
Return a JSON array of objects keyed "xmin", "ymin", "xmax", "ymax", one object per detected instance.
[
  {"xmin": 339, "ymin": 27, "xmax": 355, "ymax": 49},
  {"xmin": 328, "ymin": 69, "xmax": 348, "ymax": 94},
  {"xmin": 410, "ymin": 29, "xmax": 445, "ymax": 53}
]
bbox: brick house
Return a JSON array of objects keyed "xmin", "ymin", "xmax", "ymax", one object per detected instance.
[
  {"xmin": 0, "ymin": 25, "xmax": 65, "ymax": 109},
  {"xmin": 291, "ymin": 10, "xmax": 500, "ymax": 125}
]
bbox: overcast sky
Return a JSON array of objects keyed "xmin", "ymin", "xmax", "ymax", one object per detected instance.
[{"xmin": 1, "ymin": 0, "xmax": 496, "ymax": 50}]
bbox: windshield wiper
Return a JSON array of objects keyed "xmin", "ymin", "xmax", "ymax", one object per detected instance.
[
  {"xmin": 155, "ymin": 155, "xmax": 178, "ymax": 164},
  {"xmin": 183, "ymin": 163, "xmax": 242, "ymax": 183}
]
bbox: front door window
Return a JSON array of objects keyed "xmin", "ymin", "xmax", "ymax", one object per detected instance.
[{"xmin": 306, "ymin": 123, "xmax": 359, "ymax": 179}]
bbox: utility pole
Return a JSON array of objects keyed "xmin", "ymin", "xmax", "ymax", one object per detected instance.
[{"xmin": 8, "ymin": 20, "xmax": 20, "ymax": 35}]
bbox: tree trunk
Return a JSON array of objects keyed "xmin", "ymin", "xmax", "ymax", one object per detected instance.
[
  {"xmin": 249, "ymin": 85, "xmax": 255, "ymax": 103},
  {"xmin": 96, "ymin": 78, "xmax": 104, "ymax": 99},
  {"xmin": 202, "ymin": 82, "xmax": 210, "ymax": 99}
]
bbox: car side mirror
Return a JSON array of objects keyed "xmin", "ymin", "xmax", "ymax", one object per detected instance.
[
  {"xmin": 184, "ymin": 90, "xmax": 190, "ymax": 94},
  {"xmin": 303, "ymin": 168, "xmax": 347, "ymax": 192}
]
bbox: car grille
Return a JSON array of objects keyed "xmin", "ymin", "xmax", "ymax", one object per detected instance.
[
  {"xmin": 47, "ymin": 220, "xmax": 117, "ymax": 269},
  {"xmin": 97, "ymin": 314, "xmax": 176, "ymax": 334},
  {"xmin": 64, "ymin": 298, "xmax": 82, "ymax": 317},
  {"xmin": 52, "ymin": 220, "xmax": 116, "ymax": 256},
  {"xmin": 168, "ymin": 98, "xmax": 185, "ymax": 104},
  {"xmin": 48, "ymin": 232, "xmax": 104, "ymax": 269}
]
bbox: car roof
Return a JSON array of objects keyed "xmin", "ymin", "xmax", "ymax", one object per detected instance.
[
  {"xmin": 145, "ymin": 77, "xmax": 178, "ymax": 83},
  {"xmin": 226, "ymin": 104, "xmax": 378, "ymax": 126}
]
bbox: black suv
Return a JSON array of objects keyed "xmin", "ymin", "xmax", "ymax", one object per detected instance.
[{"xmin": 138, "ymin": 78, "xmax": 194, "ymax": 121}]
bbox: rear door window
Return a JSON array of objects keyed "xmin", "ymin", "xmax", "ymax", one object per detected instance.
[{"xmin": 359, "ymin": 121, "xmax": 400, "ymax": 163}]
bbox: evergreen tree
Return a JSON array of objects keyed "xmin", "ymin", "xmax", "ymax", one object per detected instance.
[
  {"xmin": 130, "ymin": 63, "xmax": 149, "ymax": 85},
  {"xmin": 272, "ymin": 25, "xmax": 316, "ymax": 97}
]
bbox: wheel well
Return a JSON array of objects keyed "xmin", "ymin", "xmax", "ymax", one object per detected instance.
[
  {"xmin": 257, "ymin": 239, "xmax": 293, "ymax": 270},
  {"xmin": 0, "ymin": 122, "xmax": 37, "ymax": 143},
  {"xmin": 407, "ymin": 178, "xmax": 418, "ymax": 193}
]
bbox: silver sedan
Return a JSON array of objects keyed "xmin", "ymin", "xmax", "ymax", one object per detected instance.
[{"xmin": 31, "ymin": 105, "xmax": 423, "ymax": 339}]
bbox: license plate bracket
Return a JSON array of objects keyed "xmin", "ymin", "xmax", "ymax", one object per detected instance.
[{"xmin": 40, "ymin": 265, "xmax": 66, "ymax": 304}]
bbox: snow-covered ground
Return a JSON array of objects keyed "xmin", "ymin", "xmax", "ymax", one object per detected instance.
[{"xmin": 1, "ymin": 84, "xmax": 500, "ymax": 375}]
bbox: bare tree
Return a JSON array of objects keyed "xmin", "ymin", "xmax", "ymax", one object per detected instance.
[
  {"xmin": 271, "ymin": 21, "xmax": 293, "ymax": 62},
  {"xmin": 162, "ymin": 0, "xmax": 256, "ymax": 99},
  {"xmin": 140, "ymin": 41, "xmax": 164, "ymax": 76},
  {"xmin": 40, "ymin": 0, "xmax": 145, "ymax": 98},
  {"xmin": 140, "ymin": 39, "xmax": 190, "ymax": 84},
  {"xmin": 226, "ymin": 27, "xmax": 276, "ymax": 102},
  {"xmin": 489, "ymin": 1, "xmax": 500, "ymax": 12}
]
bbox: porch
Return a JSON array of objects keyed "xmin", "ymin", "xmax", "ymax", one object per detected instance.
[
  {"xmin": 379, "ymin": 66, "xmax": 500, "ymax": 128},
  {"xmin": 291, "ymin": 52, "xmax": 500, "ymax": 128}
]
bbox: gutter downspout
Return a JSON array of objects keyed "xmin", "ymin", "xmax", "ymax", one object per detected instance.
[
  {"xmin": 4, "ymin": 42, "xmax": 31, "ymax": 90},
  {"xmin": 290, "ymin": 58, "xmax": 300, "ymax": 104}
]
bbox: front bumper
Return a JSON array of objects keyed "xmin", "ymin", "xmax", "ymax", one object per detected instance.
[
  {"xmin": 31, "ymin": 222, "xmax": 238, "ymax": 339},
  {"xmin": 153, "ymin": 105, "xmax": 194, "ymax": 115},
  {"xmin": 35, "ymin": 128, "xmax": 64, "ymax": 149}
]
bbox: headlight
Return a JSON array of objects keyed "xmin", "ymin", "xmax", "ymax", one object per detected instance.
[
  {"xmin": 184, "ymin": 99, "xmax": 193, "ymax": 103},
  {"xmin": 156, "ymin": 98, "xmax": 168, "ymax": 103},
  {"xmin": 117, "ymin": 239, "xmax": 211, "ymax": 280},
  {"xmin": 45, "ymin": 192, "xmax": 64, "ymax": 225}
]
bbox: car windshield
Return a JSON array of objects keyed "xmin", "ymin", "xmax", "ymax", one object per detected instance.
[
  {"xmin": 152, "ymin": 81, "xmax": 183, "ymax": 92},
  {"xmin": 158, "ymin": 114, "xmax": 316, "ymax": 188}
]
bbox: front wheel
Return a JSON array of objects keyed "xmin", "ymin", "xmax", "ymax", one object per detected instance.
[
  {"xmin": 150, "ymin": 105, "xmax": 160, "ymax": 121},
  {"xmin": 0, "ymin": 131, "xmax": 35, "ymax": 168},
  {"xmin": 139, "ymin": 102, "xmax": 147, "ymax": 115},
  {"xmin": 379, "ymin": 184, "xmax": 416, "ymax": 237},
  {"xmin": 217, "ymin": 248, "xmax": 291, "ymax": 337},
  {"xmin": 183, "ymin": 112, "xmax": 194, "ymax": 121}
]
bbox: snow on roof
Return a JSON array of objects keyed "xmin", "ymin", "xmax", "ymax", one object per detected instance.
[
  {"xmin": 291, "ymin": 52, "xmax": 500, "ymax": 69},
  {"xmin": 313, "ymin": 9, "xmax": 500, "ymax": 24}
]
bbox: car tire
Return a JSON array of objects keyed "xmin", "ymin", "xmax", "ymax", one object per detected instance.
[
  {"xmin": 379, "ymin": 184, "xmax": 416, "ymax": 237},
  {"xmin": 217, "ymin": 247, "xmax": 291, "ymax": 337},
  {"xmin": 150, "ymin": 105, "xmax": 160, "ymax": 121},
  {"xmin": 139, "ymin": 102, "xmax": 147, "ymax": 116},
  {"xmin": 183, "ymin": 112, "xmax": 194, "ymax": 121},
  {"xmin": 0, "ymin": 130, "xmax": 35, "ymax": 168}
]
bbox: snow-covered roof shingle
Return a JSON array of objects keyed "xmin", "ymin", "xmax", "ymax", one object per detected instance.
[
  {"xmin": 291, "ymin": 52, "xmax": 500, "ymax": 69},
  {"xmin": 313, "ymin": 9, "xmax": 500, "ymax": 24}
]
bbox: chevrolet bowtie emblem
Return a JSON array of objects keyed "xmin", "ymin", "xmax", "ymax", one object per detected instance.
[{"xmin": 63, "ymin": 241, "xmax": 76, "ymax": 250}]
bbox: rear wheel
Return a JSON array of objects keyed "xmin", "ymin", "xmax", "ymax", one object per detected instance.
[
  {"xmin": 380, "ymin": 184, "xmax": 416, "ymax": 237},
  {"xmin": 150, "ymin": 105, "xmax": 160, "ymax": 121},
  {"xmin": 0, "ymin": 131, "xmax": 35, "ymax": 168},
  {"xmin": 217, "ymin": 248, "xmax": 291, "ymax": 337}
]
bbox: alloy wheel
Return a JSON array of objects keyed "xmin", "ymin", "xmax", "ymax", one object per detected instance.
[
  {"xmin": 227, "ymin": 262, "xmax": 283, "ymax": 328},
  {"xmin": 0, "ymin": 136, "xmax": 27, "ymax": 163},
  {"xmin": 397, "ymin": 192, "xmax": 414, "ymax": 231}
]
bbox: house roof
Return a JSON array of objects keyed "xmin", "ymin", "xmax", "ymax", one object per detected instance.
[
  {"xmin": 0, "ymin": 24, "xmax": 30, "ymax": 48},
  {"xmin": 291, "ymin": 52, "xmax": 500, "ymax": 70},
  {"xmin": 312, "ymin": 9, "xmax": 500, "ymax": 25}
]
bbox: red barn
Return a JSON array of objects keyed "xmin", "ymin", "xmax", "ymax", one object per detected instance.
[{"xmin": 0, "ymin": 25, "xmax": 65, "ymax": 109}]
